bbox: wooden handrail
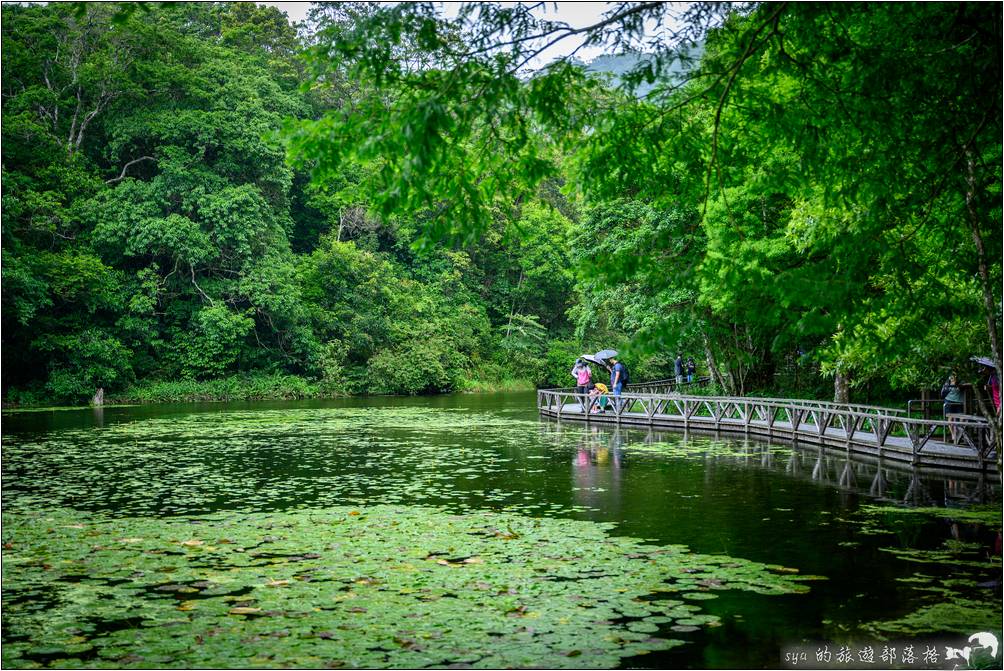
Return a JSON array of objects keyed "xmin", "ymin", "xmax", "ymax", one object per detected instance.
[
  {"xmin": 536, "ymin": 389, "xmax": 995, "ymax": 469},
  {"xmin": 545, "ymin": 386, "xmax": 909, "ymax": 416}
]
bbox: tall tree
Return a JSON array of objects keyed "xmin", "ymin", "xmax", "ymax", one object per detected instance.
[{"xmin": 286, "ymin": 2, "xmax": 1001, "ymax": 413}]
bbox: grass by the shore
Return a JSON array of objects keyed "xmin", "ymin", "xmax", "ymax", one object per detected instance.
[
  {"xmin": 107, "ymin": 374, "xmax": 325, "ymax": 404},
  {"xmin": 457, "ymin": 377, "xmax": 537, "ymax": 393},
  {"xmin": 4, "ymin": 373, "xmax": 540, "ymax": 409}
]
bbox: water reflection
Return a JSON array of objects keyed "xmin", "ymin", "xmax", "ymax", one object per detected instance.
[
  {"xmin": 571, "ymin": 426, "xmax": 624, "ymax": 514},
  {"xmin": 3, "ymin": 395, "xmax": 999, "ymax": 669},
  {"xmin": 542, "ymin": 418, "xmax": 999, "ymax": 508}
]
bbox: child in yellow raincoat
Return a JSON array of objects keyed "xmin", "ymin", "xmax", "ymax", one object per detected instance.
[{"xmin": 589, "ymin": 383, "xmax": 609, "ymax": 413}]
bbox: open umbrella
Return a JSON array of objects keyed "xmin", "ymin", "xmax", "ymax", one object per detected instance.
[
  {"xmin": 580, "ymin": 354, "xmax": 606, "ymax": 367},
  {"xmin": 594, "ymin": 349, "xmax": 618, "ymax": 362},
  {"xmin": 972, "ymin": 356, "xmax": 998, "ymax": 369}
]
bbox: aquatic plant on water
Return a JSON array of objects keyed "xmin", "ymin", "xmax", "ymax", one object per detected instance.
[
  {"xmin": 851, "ymin": 504, "xmax": 1002, "ymax": 639},
  {"xmin": 2, "ymin": 505, "xmax": 822, "ymax": 668}
]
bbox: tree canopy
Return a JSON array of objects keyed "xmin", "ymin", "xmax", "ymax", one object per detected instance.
[
  {"xmin": 287, "ymin": 1, "xmax": 1001, "ymax": 405},
  {"xmin": 2, "ymin": 2, "xmax": 1000, "ymax": 424}
]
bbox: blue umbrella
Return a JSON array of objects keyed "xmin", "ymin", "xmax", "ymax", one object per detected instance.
[
  {"xmin": 594, "ymin": 349, "xmax": 618, "ymax": 362},
  {"xmin": 971, "ymin": 356, "xmax": 997, "ymax": 369}
]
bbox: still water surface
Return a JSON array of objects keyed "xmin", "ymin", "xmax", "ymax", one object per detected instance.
[{"xmin": 2, "ymin": 392, "xmax": 1000, "ymax": 668}]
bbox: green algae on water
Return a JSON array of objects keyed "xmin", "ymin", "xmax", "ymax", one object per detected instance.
[
  {"xmin": 622, "ymin": 438, "xmax": 792, "ymax": 462},
  {"xmin": 862, "ymin": 599, "xmax": 1002, "ymax": 639},
  {"xmin": 2, "ymin": 505, "xmax": 821, "ymax": 669},
  {"xmin": 1, "ymin": 407, "xmax": 570, "ymax": 518},
  {"xmin": 853, "ymin": 507, "xmax": 1002, "ymax": 639},
  {"xmin": 857, "ymin": 503, "xmax": 1002, "ymax": 529}
]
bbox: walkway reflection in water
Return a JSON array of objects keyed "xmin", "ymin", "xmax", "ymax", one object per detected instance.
[
  {"xmin": 541, "ymin": 418, "xmax": 998, "ymax": 509},
  {"xmin": 572, "ymin": 426, "xmax": 625, "ymax": 514}
]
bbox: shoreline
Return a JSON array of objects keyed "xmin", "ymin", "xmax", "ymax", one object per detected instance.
[{"xmin": 2, "ymin": 375, "xmax": 539, "ymax": 411}]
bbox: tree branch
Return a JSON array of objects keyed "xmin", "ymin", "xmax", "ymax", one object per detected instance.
[
  {"xmin": 190, "ymin": 264, "xmax": 215, "ymax": 306},
  {"xmin": 509, "ymin": 3, "xmax": 659, "ymax": 74},
  {"xmin": 106, "ymin": 156, "xmax": 157, "ymax": 184},
  {"xmin": 703, "ymin": 2, "xmax": 788, "ymax": 222}
]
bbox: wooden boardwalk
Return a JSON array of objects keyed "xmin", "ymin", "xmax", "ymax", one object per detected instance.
[{"xmin": 537, "ymin": 385, "xmax": 997, "ymax": 472}]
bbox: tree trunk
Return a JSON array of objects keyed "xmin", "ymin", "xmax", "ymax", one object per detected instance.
[
  {"xmin": 701, "ymin": 333, "xmax": 729, "ymax": 392},
  {"xmin": 963, "ymin": 148, "xmax": 1003, "ymax": 450},
  {"xmin": 833, "ymin": 370, "xmax": 850, "ymax": 404}
]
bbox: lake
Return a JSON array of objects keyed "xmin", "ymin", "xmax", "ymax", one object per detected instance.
[{"xmin": 2, "ymin": 392, "xmax": 1001, "ymax": 669}]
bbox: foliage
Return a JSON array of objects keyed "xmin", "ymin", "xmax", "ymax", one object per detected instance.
[
  {"xmin": 2, "ymin": 503, "xmax": 819, "ymax": 668},
  {"xmin": 4, "ymin": 1, "xmax": 1000, "ymax": 412},
  {"xmin": 35, "ymin": 327, "xmax": 134, "ymax": 400},
  {"xmin": 1, "ymin": 2, "xmax": 581, "ymax": 404},
  {"xmin": 366, "ymin": 339, "xmax": 465, "ymax": 395},
  {"xmin": 172, "ymin": 305, "xmax": 256, "ymax": 380},
  {"xmin": 111, "ymin": 373, "xmax": 321, "ymax": 404},
  {"xmin": 285, "ymin": 1, "xmax": 1001, "ymax": 409},
  {"xmin": 576, "ymin": 3, "xmax": 1001, "ymax": 399},
  {"xmin": 542, "ymin": 339, "xmax": 586, "ymax": 388},
  {"xmin": 457, "ymin": 371, "xmax": 537, "ymax": 393}
]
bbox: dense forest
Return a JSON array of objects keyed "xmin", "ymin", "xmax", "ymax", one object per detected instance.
[{"xmin": 2, "ymin": 2, "xmax": 1000, "ymax": 411}]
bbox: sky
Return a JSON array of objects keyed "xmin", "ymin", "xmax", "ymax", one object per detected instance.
[
  {"xmin": 6, "ymin": 1, "xmax": 677, "ymax": 67},
  {"xmin": 263, "ymin": 1, "xmax": 669, "ymax": 65}
]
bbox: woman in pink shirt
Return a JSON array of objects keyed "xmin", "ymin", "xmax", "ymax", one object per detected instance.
[{"xmin": 571, "ymin": 359, "xmax": 592, "ymax": 395}]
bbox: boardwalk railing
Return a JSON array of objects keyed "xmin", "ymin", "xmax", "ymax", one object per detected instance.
[
  {"xmin": 537, "ymin": 388, "xmax": 996, "ymax": 471},
  {"xmin": 625, "ymin": 376, "xmax": 711, "ymax": 395},
  {"xmin": 625, "ymin": 377, "xmax": 912, "ymax": 416}
]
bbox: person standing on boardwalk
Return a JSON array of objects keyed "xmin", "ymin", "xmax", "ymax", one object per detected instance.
[
  {"xmin": 686, "ymin": 357, "xmax": 696, "ymax": 383},
  {"xmin": 674, "ymin": 353, "xmax": 684, "ymax": 384},
  {"xmin": 610, "ymin": 357, "xmax": 627, "ymax": 411},
  {"xmin": 941, "ymin": 372, "xmax": 965, "ymax": 416},
  {"xmin": 986, "ymin": 367, "xmax": 1000, "ymax": 414},
  {"xmin": 571, "ymin": 359, "xmax": 592, "ymax": 394},
  {"xmin": 941, "ymin": 372, "xmax": 966, "ymax": 443}
]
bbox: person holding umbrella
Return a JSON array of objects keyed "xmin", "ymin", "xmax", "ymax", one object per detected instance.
[
  {"xmin": 609, "ymin": 356, "xmax": 628, "ymax": 412},
  {"xmin": 989, "ymin": 368, "xmax": 1001, "ymax": 414},
  {"xmin": 973, "ymin": 356, "xmax": 1001, "ymax": 414}
]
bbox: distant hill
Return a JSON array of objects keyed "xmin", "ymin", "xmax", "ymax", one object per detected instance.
[{"xmin": 583, "ymin": 46, "xmax": 703, "ymax": 97}]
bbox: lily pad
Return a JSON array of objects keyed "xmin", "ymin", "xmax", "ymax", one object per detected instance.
[{"xmin": 1, "ymin": 504, "xmax": 817, "ymax": 668}]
